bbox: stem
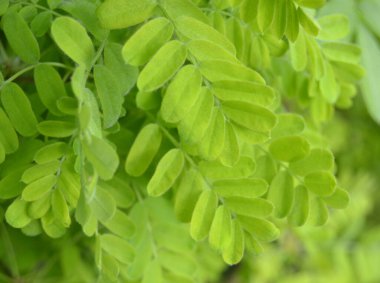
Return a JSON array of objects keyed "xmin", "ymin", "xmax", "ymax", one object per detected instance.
[{"xmin": 0, "ymin": 62, "xmax": 72, "ymax": 90}]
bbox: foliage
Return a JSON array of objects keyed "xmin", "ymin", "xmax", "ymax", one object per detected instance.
[{"xmin": 0, "ymin": 0, "xmax": 370, "ymax": 282}]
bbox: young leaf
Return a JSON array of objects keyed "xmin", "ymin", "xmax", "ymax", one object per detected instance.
[
  {"xmin": 101, "ymin": 210, "xmax": 135, "ymax": 239},
  {"xmin": 161, "ymin": 65, "xmax": 202, "ymax": 124},
  {"xmin": 5, "ymin": 198, "xmax": 31, "ymax": 228},
  {"xmin": 219, "ymin": 122, "xmax": 240, "ymax": 167},
  {"xmin": 257, "ymin": 0, "xmax": 275, "ymax": 32},
  {"xmin": 1, "ymin": 83, "xmax": 38, "ymax": 137},
  {"xmin": 224, "ymin": 197, "xmax": 273, "ymax": 218},
  {"xmin": 268, "ymin": 170, "xmax": 294, "ymax": 218},
  {"xmin": 97, "ymin": 0, "xmax": 157, "ymax": 30},
  {"xmin": 82, "ymin": 136, "xmax": 119, "ymax": 180},
  {"xmin": 269, "ymin": 136, "xmax": 310, "ymax": 162},
  {"xmin": 100, "ymin": 234, "xmax": 135, "ymax": 264},
  {"xmin": 122, "ymin": 17, "xmax": 174, "ymax": 66},
  {"xmin": 318, "ymin": 14, "xmax": 349, "ymax": 41},
  {"xmin": 308, "ymin": 197, "xmax": 328, "ymax": 226},
  {"xmin": 34, "ymin": 64, "xmax": 67, "ymax": 116},
  {"xmin": 147, "ymin": 149, "xmax": 185, "ymax": 197},
  {"xmin": 298, "ymin": 8, "xmax": 320, "ymax": 36},
  {"xmin": 51, "ymin": 16, "xmax": 95, "ymax": 68},
  {"xmin": 37, "ymin": 121, "xmax": 76, "ymax": 138},
  {"xmin": 271, "ymin": 113, "xmax": 305, "ymax": 138},
  {"xmin": 239, "ymin": 216, "xmax": 279, "ymax": 242},
  {"xmin": 222, "ymin": 219, "xmax": 244, "ymax": 265},
  {"xmin": 21, "ymin": 161, "xmax": 60, "ymax": 184},
  {"xmin": 188, "ymin": 39, "xmax": 239, "ymax": 63},
  {"xmin": 190, "ymin": 190, "xmax": 218, "ymax": 241},
  {"xmin": 2, "ymin": 10, "xmax": 40, "ymax": 63},
  {"xmin": 31, "ymin": 10, "xmax": 52, "ymax": 37},
  {"xmin": 212, "ymin": 80, "xmax": 275, "ymax": 107},
  {"xmin": 178, "ymin": 88, "xmax": 214, "ymax": 144},
  {"xmin": 199, "ymin": 60, "xmax": 265, "ymax": 84},
  {"xmin": 285, "ymin": 0, "xmax": 299, "ymax": 42},
  {"xmin": 323, "ymin": 187, "xmax": 350, "ymax": 209},
  {"xmin": 22, "ymin": 175, "xmax": 56, "ymax": 202},
  {"xmin": 89, "ymin": 187, "xmax": 116, "ymax": 222},
  {"xmin": 94, "ymin": 65, "xmax": 123, "ymax": 128},
  {"xmin": 213, "ymin": 178, "xmax": 268, "ymax": 199},
  {"xmin": 304, "ymin": 171, "xmax": 336, "ymax": 196},
  {"xmin": 175, "ymin": 169, "xmax": 203, "ymax": 222},
  {"xmin": 209, "ymin": 205, "xmax": 232, "ymax": 250},
  {"xmin": 125, "ymin": 124, "xmax": 162, "ymax": 177},
  {"xmin": 289, "ymin": 148, "xmax": 334, "ymax": 176},
  {"xmin": 51, "ymin": 188, "xmax": 71, "ymax": 227},
  {"xmin": 222, "ymin": 101, "xmax": 277, "ymax": 132},
  {"xmin": 288, "ymin": 185, "xmax": 309, "ymax": 226},
  {"xmin": 175, "ymin": 16, "xmax": 236, "ymax": 55},
  {"xmin": 0, "ymin": 108, "xmax": 19, "ymax": 154},
  {"xmin": 198, "ymin": 108, "xmax": 226, "ymax": 161},
  {"xmin": 34, "ymin": 142, "xmax": 68, "ymax": 164},
  {"xmin": 137, "ymin": 40, "xmax": 187, "ymax": 92}
]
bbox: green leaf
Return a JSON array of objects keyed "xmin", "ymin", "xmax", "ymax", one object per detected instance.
[
  {"xmin": 175, "ymin": 169, "xmax": 203, "ymax": 222},
  {"xmin": 209, "ymin": 205, "xmax": 232, "ymax": 250},
  {"xmin": 0, "ymin": 142, "xmax": 4, "ymax": 164},
  {"xmin": 51, "ymin": 16, "xmax": 95, "ymax": 68},
  {"xmin": 199, "ymin": 60, "xmax": 265, "ymax": 84},
  {"xmin": 122, "ymin": 17, "xmax": 174, "ymax": 66},
  {"xmin": 304, "ymin": 171, "xmax": 336, "ymax": 196},
  {"xmin": 272, "ymin": 0, "xmax": 287, "ymax": 38},
  {"xmin": 224, "ymin": 197, "xmax": 273, "ymax": 218},
  {"xmin": 137, "ymin": 40, "xmax": 187, "ymax": 92},
  {"xmin": 27, "ymin": 193, "xmax": 50, "ymax": 219},
  {"xmin": 125, "ymin": 124, "xmax": 162, "ymax": 177},
  {"xmin": 323, "ymin": 187, "xmax": 350, "ymax": 209},
  {"xmin": 1, "ymin": 83, "xmax": 37, "ymax": 137},
  {"xmin": 190, "ymin": 190, "xmax": 218, "ymax": 241},
  {"xmin": 143, "ymin": 260, "xmax": 163, "ymax": 283},
  {"xmin": 0, "ymin": 0, "xmax": 9, "ymax": 16},
  {"xmin": 188, "ymin": 39, "xmax": 239, "ymax": 63},
  {"xmin": 83, "ymin": 136, "xmax": 119, "ymax": 180},
  {"xmin": 178, "ymin": 88, "xmax": 214, "ymax": 144},
  {"xmin": 296, "ymin": 0, "xmax": 325, "ymax": 9},
  {"xmin": 22, "ymin": 175, "xmax": 56, "ymax": 202},
  {"xmin": 357, "ymin": 25, "xmax": 380, "ymax": 124},
  {"xmin": 288, "ymin": 185, "xmax": 309, "ymax": 226},
  {"xmin": 136, "ymin": 91, "xmax": 160, "ymax": 111},
  {"xmin": 318, "ymin": 14, "xmax": 349, "ymax": 40},
  {"xmin": 104, "ymin": 43, "xmax": 138, "ymax": 94},
  {"xmin": 147, "ymin": 149, "xmax": 185, "ymax": 197},
  {"xmin": 34, "ymin": 142, "xmax": 68, "ymax": 164},
  {"xmin": 37, "ymin": 121, "xmax": 76, "ymax": 138},
  {"xmin": 30, "ymin": 10, "xmax": 52, "ymax": 37},
  {"xmin": 94, "ymin": 65, "xmax": 123, "ymax": 128},
  {"xmin": 269, "ymin": 136, "xmax": 310, "ymax": 162},
  {"xmin": 97, "ymin": 0, "xmax": 156, "ymax": 30},
  {"xmin": 290, "ymin": 30, "xmax": 307, "ymax": 71},
  {"xmin": 285, "ymin": 0, "xmax": 299, "ymax": 42},
  {"xmin": 51, "ymin": 188, "xmax": 71, "ymax": 227},
  {"xmin": 161, "ymin": 65, "xmax": 202, "ymax": 124},
  {"xmin": 21, "ymin": 161, "xmax": 60, "ymax": 184},
  {"xmin": 41, "ymin": 210, "xmax": 66, "ymax": 238},
  {"xmin": 222, "ymin": 101, "xmax": 277, "ymax": 132},
  {"xmin": 0, "ymin": 170, "xmax": 24, "ymax": 200},
  {"xmin": 0, "ymin": 107, "xmax": 18, "ymax": 154},
  {"xmin": 308, "ymin": 197, "xmax": 328, "ymax": 226},
  {"xmin": 2, "ymin": 10, "xmax": 40, "ymax": 63},
  {"xmin": 219, "ymin": 122, "xmax": 240, "ymax": 167},
  {"xmin": 222, "ymin": 219, "xmax": 244, "ymax": 265},
  {"xmin": 101, "ymin": 210, "xmax": 135, "ymax": 239},
  {"xmin": 320, "ymin": 62, "xmax": 339, "ymax": 104},
  {"xmin": 90, "ymin": 186, "xmax": 116, "ymax": 222},
  {"xmin": 239, "ymin": 216, "xmax": 279, "ymax": 242},
  {"xmin": 199, "ymin": 156, "xmax": 256, "ymax": 180},
  {"xmin": 268, "ymin": 170, "xmax": 294, "ymax": 218},
  {"xmin": 160, "ymin": 0, "xmax": 208, "ymax": 23},
  {"xmin": 271, "ymin": 113, "xmax": 305, "ymax": 138},
  {"xmin": 212, "ymin": 80, "xmax": 275, "ymax": 107},
  {"xmin": 257, "ymin": 0, "xmax": 275, "ymax": 32},
  {"xmin": 298, "ymin": 8, "xmax": 320, "ymax": 36},
  {"xmin": 5, "ymin": 198, "xmax": 31, "ymax": 228},
  {"xmin": 322, "ymin": 42, "xmax": 361, "ymax": 64},
  {"xmin": 289, "ymin": 148, "xmax": 334, "ymax": 176},
  {"xmin": 100, "ymin": 234, "xmax": 135, "ymax": 264},
  {"xmin": 213, "ymin": 178, "xmax": 268, "ymax": 199},
  {"xmin": 34, "ymin": 64, "xmax": 67, "ymax": 116},
  {"xmin": 175, "ymin": 16, "xmax": 236, "ymax": 54},
  {"xmin": 198, "ymin": 108, "xmax": 225, "ymax": 160}
]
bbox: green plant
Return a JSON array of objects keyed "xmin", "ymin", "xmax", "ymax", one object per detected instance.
[{"xmin": 0, "ymin": 0, "xmax": 365, "ymax": 282}]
